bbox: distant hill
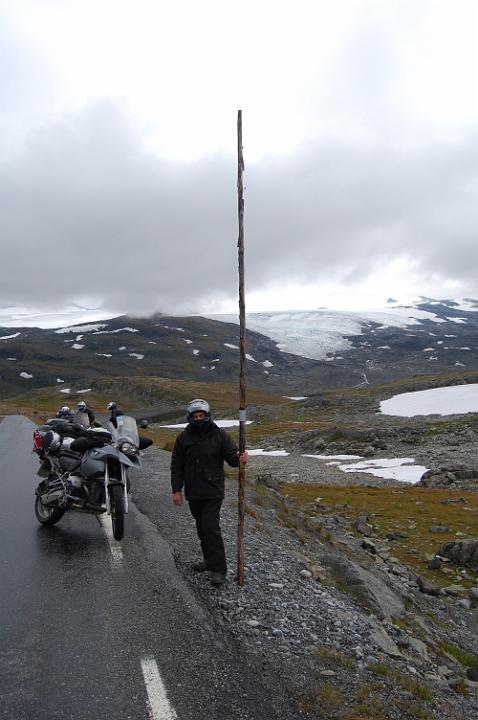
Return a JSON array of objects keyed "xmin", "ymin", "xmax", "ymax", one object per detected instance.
[
  {"xmin": 2, "ymin": 299, "xmax": 478, "ymax": 400},
  {"xmin": 0, "ymin": 313, "xmax": 359, "ymax": 400}
]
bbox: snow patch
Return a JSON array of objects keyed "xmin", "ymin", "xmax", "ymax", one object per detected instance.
[
  {"xmin": 284, "ymin": 396, "xmax": 308, "ymax": 401},
  {"xmin": 338, "ymin": 458, "xmax": 428, "ymax": 484},
  {"xmin": 381, "ymin": 384, "xmax": 478, "ymax": 417},
  {"xmin": 72, "ymin": 344, "xmax": 84, "ymax": 350},
  {"xmin": 302, "ymin": 454, "xmax": 364, "ymax": 460},
  {"xmin": 0, "ymin": 332, "xmax": 20, "ymax": 340},
  {"xmin": 94, "ymin": 327, "xmax": 138, "ymax": 335},
  {"xmin": 55, "ymin": 323, "xmax": 107, "ymax": 334},
  {"xmin": 183, "ymin": 339, "xmax": 192, "ymax": 344},
  {"xmin": 224, "ymin": 343, "xmax": 239, "ymax": 349},
  {"xmin": 19, "ymin": 371, "xmax": 33, "ymax": 379},
  {"xmin": 77, "ymin": 388, "xmax": 92, "ymax": 394},
  {"xmin": 248, "ymin": 449, "xmax": 289, "ymax": 456},
  {"xmin": 129, "ymin": 353, "xmax": 144, "ymax": 359},
  {"xmin": 262, "ymin": 360, "xmax": 273, "ymax": 367},
  {"xmin": 96, "ymin": 353, "xmax": 112, "ymax": 358}
]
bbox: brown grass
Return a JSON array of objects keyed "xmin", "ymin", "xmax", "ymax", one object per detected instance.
[{"xmin": 283, "ymin": 484, "xmax": 478, "ymax": 587}]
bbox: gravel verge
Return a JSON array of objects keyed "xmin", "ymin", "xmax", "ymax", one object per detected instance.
[{"xmin": 132, "ymin": 446, "xmax": 478, "ymax": 719}]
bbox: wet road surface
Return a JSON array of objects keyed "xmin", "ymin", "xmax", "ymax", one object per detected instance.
[{"xmin": 0, "ymin": 415, "xmax": 296, "ymax": 720}]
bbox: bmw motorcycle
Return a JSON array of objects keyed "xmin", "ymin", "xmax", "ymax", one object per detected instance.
[{"xmin": 33, "ymin": 415, "xmax": 143, "ymax": 540}]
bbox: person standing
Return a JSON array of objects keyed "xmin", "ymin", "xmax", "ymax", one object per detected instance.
[
  {"xmin": 76, "ymin": 400, "xmax": 95, "ymax": 426},
  {"xmin": 171, "ymin": 399, "xmax": 247, "ymax": 586},
  {"xmin": 56, "ymin": 405, "xmax": 75, "ymax": 421},
  {"xmin": 107, "ymin": 401, "xmax": 125, "ymax": 429}
]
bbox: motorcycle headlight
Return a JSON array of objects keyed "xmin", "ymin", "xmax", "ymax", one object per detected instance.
[{"xmin": 120, "ymin": 441, "xmax": 138, "ymax": 455}]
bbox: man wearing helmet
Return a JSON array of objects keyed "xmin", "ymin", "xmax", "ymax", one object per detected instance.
[
  {"xmin": 56, "ymin": 405, "xmax": 75, "ymax": 421},
  {"xmin": 171, "ymin": 399, "xmax": 248, "ymax": 587},
  {"xmin": 107, "ymin": 401, "xmax": 126, "ymax": 429},
  {"xmin": 76, "ymin": 400, "xmax": 95, "ymax": 426}
]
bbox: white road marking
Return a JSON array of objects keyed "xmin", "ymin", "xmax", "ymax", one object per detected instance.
[
  {"xmin": 141, "ymin": 657, "xmax": 178, "ymax": 720},
  {"xmin": 98, "ymin": 514, "xmax": 123, "ymax": 566}
]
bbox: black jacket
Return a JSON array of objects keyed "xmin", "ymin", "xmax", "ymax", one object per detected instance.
[
  {"xmin": 171, "ymin": 421, "xmax": 239, "ymax": 500},
  {"xmin": 109, "ymin": 408, "xmax": 125, "ymax": 429},
  {"xmin": 76, "ymin": 407, "xmax": 95, "ymax": 425}
]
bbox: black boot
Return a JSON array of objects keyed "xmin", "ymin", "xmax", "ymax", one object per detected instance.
[{"xmin": 192, "ymin": 560, "xmax": 209, "ymax": 572}]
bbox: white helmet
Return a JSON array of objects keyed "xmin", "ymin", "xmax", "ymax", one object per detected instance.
[
  {"xmin": 60, "ymin": 406, "xmax": 70, "ymax": 413},
  {"xmin": 187, "ymin": 398, "xmax": 210, "ymax": 419},
  {"xmin": 107, "ymin": 401, "xmax": 117, "ymax": 411},
  {"xmin": 77, "ymin": 401, "xmax": 87, "ymax": 410}
]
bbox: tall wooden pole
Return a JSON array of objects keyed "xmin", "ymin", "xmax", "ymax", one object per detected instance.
[{"xmin": 237, "ymin": 109, "xmax": 246, "ymax": 587}]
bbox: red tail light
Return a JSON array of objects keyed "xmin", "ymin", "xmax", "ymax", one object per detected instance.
[{"xmin": 33, "ymin": 430, "xmax": 44, "ymax": 454}]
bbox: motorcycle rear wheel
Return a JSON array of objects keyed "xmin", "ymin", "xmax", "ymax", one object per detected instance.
[
  {"xmin": 34, "ymin": 494, "xmax": 65, "ymax": 526},
  {"xmin": 110, "ymin": 484, "xmax": 125, "ymax": 540}
]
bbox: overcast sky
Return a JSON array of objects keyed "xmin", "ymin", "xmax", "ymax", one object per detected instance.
[{"xmin": 1, "ymin": 0, "xmax": 477, "ymax": 318}]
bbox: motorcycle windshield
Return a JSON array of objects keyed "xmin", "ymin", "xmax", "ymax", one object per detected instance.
[
  {"xmin": 107, "ymin": 416, "xmax": 139, "ymax": 448},
  {"xmin": 74, "ymin": 411, "xmax": 90, "ymax": 426}
]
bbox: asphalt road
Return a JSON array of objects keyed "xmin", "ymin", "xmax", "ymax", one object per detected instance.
[{"xmin": 0, "ymin": 416, "xmax": 296, "ymax": 720}]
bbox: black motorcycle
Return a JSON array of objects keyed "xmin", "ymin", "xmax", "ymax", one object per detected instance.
[{"xmin": 33, "ymin": 416, "xmax": 144, "ymax": 540}]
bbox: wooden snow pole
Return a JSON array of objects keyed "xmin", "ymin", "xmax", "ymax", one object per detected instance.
[{"xmin": 237, "ymin": 109, "xmax": 246, "ymax": 587}]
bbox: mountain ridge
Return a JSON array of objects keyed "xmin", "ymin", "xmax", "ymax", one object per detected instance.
[{"xmin": 2, "ymin": 299, "xmax": 478, "ymax": 400}]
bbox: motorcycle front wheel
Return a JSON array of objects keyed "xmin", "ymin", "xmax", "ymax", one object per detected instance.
[
  {"xmin": 34, "ymin": 494, "xmax": 65, "ymax": 526},
  {"xmin": 109, "ymin": 484, "xmax": 125, "ymax": 540}
]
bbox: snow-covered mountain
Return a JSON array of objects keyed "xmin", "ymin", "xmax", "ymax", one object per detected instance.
[
  {"xmin": 2, "ymin": 298, "xmax": 478, "ymax": 399},
  {"xmin": 208, "ymin": 298, "xmax": 478, "ymax": 361}
]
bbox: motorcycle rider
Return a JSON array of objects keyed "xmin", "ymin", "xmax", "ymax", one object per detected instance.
[
  {"xmin": 170, "ymin": 399, "xmax": 248, "ymax": 587},
  {"xmin": 76, "ymin": 400, "xmax": 95, "ymax": 426},
  {"xmin": 107, "ymin": 401, "xmax": 126, "ymax": 429},
  {"xmin": 56, "ymin": 406, "xmax": 75, "ymax": 421}
]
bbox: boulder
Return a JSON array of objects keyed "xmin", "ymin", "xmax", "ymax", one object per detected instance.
[
  {"xmin": 255, "ymin": 473, "xmax": 280, "ymax": 492},
  {"xmin": 439, "ymin": 539, "xmax": 478, "ymax": 570},
  {"xmin": 442, "ymin": 584, "xmax": 467, "ymax": 597},
  {"xmin": 418, "ymin": 576, "xmax": 441, "ymax": 597},
  {"xmin": 368, "ymin": 619, "xmax": 403, "ymax": 658},
  {"xmin": 469, "ymin": 587, "xmax": 478, "ymax": 608},
  {"xmin": 467, "ymin": 609, "xmax": 478, "ymax": 635},
  {"xmin": 324, "ymin": 554, "xmax": 405, "ymax": 619}
]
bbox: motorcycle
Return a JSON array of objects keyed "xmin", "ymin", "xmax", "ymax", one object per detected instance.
[{"xmin": 33, "ymin": 415, "xmax": 145, "ymax": 540}]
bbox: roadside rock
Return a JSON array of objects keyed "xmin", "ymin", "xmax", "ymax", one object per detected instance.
[
  {"xmin": 368, "ymin": 619, "xmax": 403, "ymax": 658},
  {"xmin": 418, "ymin": 465, "xmax": 478, "ymax": 489},
  {"xmin": 467, "ymin": 609, "xmax": 478, "ymax": 635},
  {"xmin": 439, "ymin": 539, "xmax": 478, "ymax": 570},
  {"xmin": 470, "ymin": 587, "xmax": 478, "ymax": 608},
  {"xmin": 418, "ymin": 576, "xmax": 442, "ymax": 596},
  {"xmin": 323, "ymin": 553, "xmax": 405, "ymax": 620},
  {"xmin": 255, "ymin": 473, "xmax": 280, "ymax": 492}
]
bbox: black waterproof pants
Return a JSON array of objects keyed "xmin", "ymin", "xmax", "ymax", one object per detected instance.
[{"xmin": 188, "ymin": 498, "xmax": 226, "ymax": 573}]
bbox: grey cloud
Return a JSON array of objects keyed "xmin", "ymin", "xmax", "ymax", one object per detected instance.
[{"xmin": 1, "ymin": 100, "xmax": 477, "ymax": 314}]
